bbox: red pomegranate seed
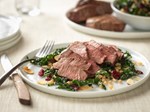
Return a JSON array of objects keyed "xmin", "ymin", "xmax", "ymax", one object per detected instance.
[
  {"xmin": 112, "ymin": 70, "xmax": 120, "ymax": 79},
  {"xmin": 38, "ymin": 69, "xmax": 44, "ymax": 76}
]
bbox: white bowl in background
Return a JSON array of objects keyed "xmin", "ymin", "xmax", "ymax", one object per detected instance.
[{"xmin": 111, "ymin": 2, "xmax": 150, "ymax": 31}]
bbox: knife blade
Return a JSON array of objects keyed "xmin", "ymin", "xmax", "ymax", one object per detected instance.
[{"xmin": 0, "ymin": 54, "xmax": 31, "ymax": 105}]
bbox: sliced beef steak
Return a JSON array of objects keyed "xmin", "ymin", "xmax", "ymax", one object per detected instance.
[
  {"xmin": 86, "ymin": 15, "xmax": 126, "ymax": 31},
  {"xmin": 85, "ymin": 40, "xmax": 122, "ymax": 65},
  {"xmin": 54, "ymin": 52, "xmax": 91, "ymax": 71},
  {"xmin": 69, "ymin": 58, "xmax": 91, "ymax": 71},
  {"xmin": 86, "ymin": 60, "xmax": 100, "ymax": 76},
  {"xmin": 69, "ymin": 41, "xmax": 88, "ymax": 59},
  {"xmin": 58, "ymin": 64, "xmax": 88, "ymax": 80},
  {"xmin": 67, "ymin": 4, "xmax": 98, "ymax": 23},
  {"xmin": 76, "ymin": 0, "xmax": 94, "ymax": 7},
  {"xmin": 53, "ymin": 58, "xmax": 73, "ymax": 69},
  {"xmin": 54, "ymin": 41, "xmax": 124, "ymax": 80},
  {"xmin": 106, "ymin": 53, "xmax": 118, "ymax": 65},
  {"xmin": 76, "ymin": 0, "xmax": 112, "ymax": 14},
  {"xmin": 99, "ymin": 46, "xmax": 118, "ymax": 65},
  {"xmin": 60, "ymin": 49, "xmax": 72, "ymax": 58},
  {"xmin": 85, "ymin": 43, "xmax": 106, "ymax": 64},
  {"xmin": 84, "ymin": 41, "xmax": 107, "ymax": 64},
  {"xmin": 67, "ymin": 0, "xmax": 112, "ymax": 23},
  {"xmin": 109, "ymin": 45, "xmax": 123, "ymax": 59},
  {"xmin": 85, "ymin": 40, "xmax": 101, "ymax": 48}
]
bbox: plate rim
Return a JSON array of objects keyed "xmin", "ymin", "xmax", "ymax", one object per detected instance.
[
  {"xmin": 19, "ymin": 43, "xmax": 150, "ymax": 98},
  {"xmin": 0, "ymin": 15, "xmax": 20, "ymax": 41},
  {"xmin": 0, "ymin": 33, "xmax": 21, "ymax": 51},
  {"xmin": 64, "ymin": 13, "xmax": 150, "ymax": 39},
  {"xmin": 0, "ymin": 31, "xmax": 21, "ymax": 46}
]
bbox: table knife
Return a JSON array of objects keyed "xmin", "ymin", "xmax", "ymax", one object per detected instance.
[{"xmin": 0, "ymin": 54, "xmax": 31, "ymax": 105}]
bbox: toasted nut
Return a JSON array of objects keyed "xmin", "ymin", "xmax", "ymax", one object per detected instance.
[
  {"xmin": 23, "ymin": 66, "xmax": 34, "ymax": 74},
  {"xmin": 99, "ymin": 85, "xmax": 105, "ymax": 89},
  {"xmin": 133, "ymin": 76, "xmax": 141, "ymax": 81},
  {"xmin": 54, "ymin": 55, "xmax": 60, "ymax": 61},
  {"xmin": 102, "ymin": 78, "xmax": 106, "ymax": 82},
  {"xmin": 66, "ymin": 81, "xmax": 72, "ymax": 85},
  {"xmin": 113, "ymin": 78, "xmax": 117, "ymax": 82},
  {"xmin": 108, "ymin": 80, "xmax": 112, "ymax": 84},
  {"xmin": 116, "ymin": 63, "xmax": 121, "ymax": 67},
  {"xmin": 98, "ymin": 75, "xmax": 103, "ymax": 79},
  {"xmin": 133, "ymin": 61, "xmax": 143, "ymax": 66},
  {"xmin": 37, "ymin": 80, "xmax": 47, "ymax": 85},
  {"xmin": 79, "ymin": 85, "xmax": 93, "ymax": 91},
  {"xmin": 127, "ymin": 79, "xmax": 134, "ymax": 85},
  {"xmin": 103, "ymin": 81, "xmax": 108, "ymax": 85},
  {"xmin": 108, "ymin": 84, "xmax": 114, "ymax": 90},
  {"xmin": 48, "ymin": 62, "xmax": 53, "ymax": 67},
  {"xmin": 119, "ymin": 70, "xmax": 123, "ymax": 73},
  {"xmin": 37, "ymin": 79, "xmax": 55, "ymax": 85},
  {"xmin": 42, "ymin": 65, "xmax": 49, "ymax": 69},
  {"xmin": 120, "ymin": 8, "xmax": 125, "ymax": 12},
  {"xmin": 115, "ymin": 69, "xmax": 119, "ymax": 72},
  {"xmin": 118, "ymin": 80, "xmax": 122, "ymax": 84},
  {"xmin": 115, "ymin": 67, "xmax": 121, "ymax": 70},
  {"xmin": 137, "ymin": 62, "xmax": 143, "ymax": 66},
  {"xmin": 102, "ymin": 76, "xmax": 106, "ymax": 80},
  {"xmin": 47, "ymin": 79, "xmax": 54, "ymax": 85}
]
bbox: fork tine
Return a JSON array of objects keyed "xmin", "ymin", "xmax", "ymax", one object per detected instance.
[
  {"xmin": 35, "ymin": 40, "xmax": 55, "ymax": 58},
  {"xmin": 44, "ymin": 41, "xmax": 53, "ymax": 56},
  {"xmin": 39, "ymin": 40, "xmax": 51, "ymax": 57},
  {"xmin": 35, "ymin": 40, "xmax": 49, "ymax": 57},
  {"xmin": 46, "ymin": 41, "xmax": 55, "ymax": 55}
]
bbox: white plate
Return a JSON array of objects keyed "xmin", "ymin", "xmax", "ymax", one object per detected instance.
[
  {"xmin": 0, "ymin": 15, "xmax": 20, "ymax": 41},
  {"xmin": 19, "ymin": 43, "xmax": 150, "ymax": 98},
  {"xmin": 0, "ymin": 32, "xmax": 21, "ymax": 51},
  {"xmin": 0, "ymin": 31, "xmax": 21, "ymax": 46},
  {"xmin": 64, "ymin": 15, "xmax": 150, "ymax": 39}
]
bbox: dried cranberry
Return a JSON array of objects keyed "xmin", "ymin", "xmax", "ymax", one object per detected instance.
[
  {"xmin": 136, "ymin": 70, "xmax": 143, "ymax": 75},
  {"xmin": 38, "ymin": 69, "xmax": 44, "ymax": 76},
  {"xmin": 71, "ymin": 84, "xmax": 79, "ymax": 91},
  {"xmin": 45, "ymin": 76, "xmax": 52, "ymax": 81},
  {"xmin": 140, "ymin": 4, "xmax": 144, "ymax": 8},
  {"xmin": 112, "ymin": 70, "xmax": 120, "ymax": 79}
]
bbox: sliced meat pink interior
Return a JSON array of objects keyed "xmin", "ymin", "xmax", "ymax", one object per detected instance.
[
  {"xmin": 69, "ymin": 41, "xmax": 88, "ymax": 59},
  {"xmin": 54, "ymin": 40, "xmax": 123, "ymax": 80},
  {"xmin": 58, "ymin": 64, "xmax": 88, "ymax": 80}
]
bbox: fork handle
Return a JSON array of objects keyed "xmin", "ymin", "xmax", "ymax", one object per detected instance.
[{"xmin": 0, "ymin": 59, "xmax": 33, "ymax": 86}]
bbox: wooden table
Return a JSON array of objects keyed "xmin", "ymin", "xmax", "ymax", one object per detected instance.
[{"xmin": 0, "ymin": 0, "xmax": 150, "ymax": 112}]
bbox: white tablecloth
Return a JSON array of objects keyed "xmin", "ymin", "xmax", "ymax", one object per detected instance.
[{"xmin": 0, "ymin": 0, "xmax": 150, "ymax": 112}]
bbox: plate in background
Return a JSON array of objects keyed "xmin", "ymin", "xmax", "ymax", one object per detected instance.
[{"xmin": 64, "ymin": 14, "xmax": 150, "ymax": 39}]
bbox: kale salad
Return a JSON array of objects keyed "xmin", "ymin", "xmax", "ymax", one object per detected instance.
[
  {"xmin": 24, "ymin": 41, "xmax": 144, "ymax": 92},
  {"xmin": 115, "ymin": 0, "xmax": 150, "ymax": 17}
]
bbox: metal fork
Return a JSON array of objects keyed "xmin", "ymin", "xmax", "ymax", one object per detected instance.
[{"xmin": 0, "ymin": 40, "xmax": 55, "ymax": 86}]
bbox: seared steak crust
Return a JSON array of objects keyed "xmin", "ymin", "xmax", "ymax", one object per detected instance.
[
  {"xmin": 67, "ymin": 0, "xmax": 112, "ymax": 23},
  {"xmin": 86, "ymin": 15, "xmax": 126, "ymax": 31}
]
